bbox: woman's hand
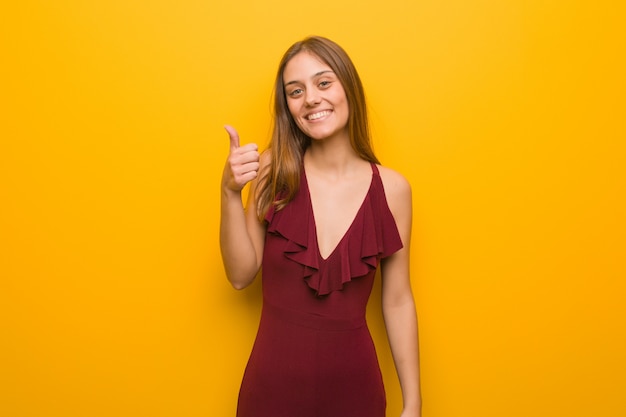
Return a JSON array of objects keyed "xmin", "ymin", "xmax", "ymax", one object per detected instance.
[{"xmin": 222, "ymin": 125, "xmax": 260, "ymax": 192}]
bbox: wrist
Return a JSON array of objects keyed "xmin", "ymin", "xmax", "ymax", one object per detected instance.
[
  {"xmin": 402, "ymin": 399, "xmax": 422, "ymax": 414},
  {"xmin": 221, "ymin": 185, "xmax": 242, "ymax": 199}
]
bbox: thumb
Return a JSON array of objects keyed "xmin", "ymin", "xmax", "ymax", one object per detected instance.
[{"xmin": 224, "ymin": 125, "xmax": 240, "ymax": 151}]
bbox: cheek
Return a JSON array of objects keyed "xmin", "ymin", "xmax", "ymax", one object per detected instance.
[
  {"xmin": 338, "ymin": 95, "xmax": 349, "ymax": 117},
  {"xmin": 335, "ymin": 90, "xmax": 349, "ymax": 112},
  {"xmin": 287, "ymin": 103, "xmax": 306, "ymax": 131},
  {"xmin": 286, "ymin": 100, "xmax": 299, "ymax": 119}
]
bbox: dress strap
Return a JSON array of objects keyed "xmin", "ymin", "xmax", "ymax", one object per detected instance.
[{"xmin": 370, "ymin": 162, "xmax": 380, "ymax": 176}]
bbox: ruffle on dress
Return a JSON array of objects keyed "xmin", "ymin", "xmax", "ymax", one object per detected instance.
[{"xmin": 265, "ymin": 163, "xmax": 403, "ymax": 296}]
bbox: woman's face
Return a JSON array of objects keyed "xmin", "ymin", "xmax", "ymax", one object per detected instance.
[{"xmin": 282, "ymin": 52, "xmax": 349, "ymax": 142}]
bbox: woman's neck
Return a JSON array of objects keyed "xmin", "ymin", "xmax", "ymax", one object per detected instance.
[{"xmin": 304, "ymin": 137, "xmax": 366, "ymax": 178}]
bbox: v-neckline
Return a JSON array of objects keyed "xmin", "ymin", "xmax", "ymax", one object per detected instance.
[{"xmin": 303, "ymin": 163, "xmax": 375, "ymax": 261}]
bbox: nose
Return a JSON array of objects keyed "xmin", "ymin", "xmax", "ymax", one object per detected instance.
[{"xmin": 304, "ymin": 89, "xmax": 321, "ymax": 107}]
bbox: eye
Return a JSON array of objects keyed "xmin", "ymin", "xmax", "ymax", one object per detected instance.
[
  {"xmin": 319, "ymin": 80, "xmax": 332, "ymax": 88},
  {"xmin": 288, "ymin": 88, "xmax": 303, "ymax": 97}
]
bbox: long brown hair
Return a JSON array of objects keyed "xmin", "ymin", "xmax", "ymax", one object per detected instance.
[{"xmin": 257, "ymin": 36, "xmax": 380, "ymax": 219}]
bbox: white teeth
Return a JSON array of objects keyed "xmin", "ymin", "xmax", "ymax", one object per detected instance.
[{"xmin": 307, "ymin": 110, "xmax": 331, "ymax": 120}]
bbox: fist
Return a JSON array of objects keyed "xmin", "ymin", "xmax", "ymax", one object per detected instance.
[{"xmin": 222, "ymin": 125, "xmax": 260, "ymax": 191}]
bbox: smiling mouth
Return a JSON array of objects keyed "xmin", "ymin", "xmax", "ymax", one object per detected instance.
[{"xmin": 306, "ymin": 110, "xmax": 332, "ymax": 121}]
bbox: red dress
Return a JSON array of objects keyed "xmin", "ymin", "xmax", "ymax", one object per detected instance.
[{"xmin": 237, "ymin": 163, "xmax": 403, "ymax": 417}]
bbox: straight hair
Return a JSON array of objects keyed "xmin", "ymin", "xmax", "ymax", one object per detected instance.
[{"xmin": 256, "ymin": 36, "xmax": 379, "ymax": 219}]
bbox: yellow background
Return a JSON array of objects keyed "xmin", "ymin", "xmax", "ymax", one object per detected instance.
[{"xmin": 2, "ymin": 1, "xmax": 625, "ymax": 416}]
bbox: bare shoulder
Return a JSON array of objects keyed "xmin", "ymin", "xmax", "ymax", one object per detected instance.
[
  {"xmin": 377, "ymin": 164, "xmax": 412, "ymax": 204},
  {"xmin": 376, "ymin": 164, "xmax": 412, "ymax": 242}
]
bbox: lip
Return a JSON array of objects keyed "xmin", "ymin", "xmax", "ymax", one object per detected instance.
[{"xmin": 304, "ymin": 109, "xmax": 333, "ymax": 122}]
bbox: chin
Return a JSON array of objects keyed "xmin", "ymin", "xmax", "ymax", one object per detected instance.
[{"xmin": 306, "ymin": 127, "xmax": 342, "ymax": 141}]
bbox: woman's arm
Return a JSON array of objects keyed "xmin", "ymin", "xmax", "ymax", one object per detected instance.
[
  {"xmin": 379, "ymin": 167, "xmax": 421, "ymax": 417},
  {"xmin": 220, "ymin": 125, "xmax": 268, "ymax": 289}
]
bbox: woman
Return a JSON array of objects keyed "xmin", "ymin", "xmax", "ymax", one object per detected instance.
[{"xmin": 220, "ymin": 36, "xmax": 421, "ymax": 417}]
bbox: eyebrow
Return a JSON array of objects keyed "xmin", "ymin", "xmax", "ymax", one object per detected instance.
[{"xmin": 284, "ymin": 70, "xmax": 335, "ymax": 86}]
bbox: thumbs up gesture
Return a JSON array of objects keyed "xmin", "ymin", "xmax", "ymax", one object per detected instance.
[{"xmin": 222, "ymin": 125, "xmax": 260, "ymax": 192}]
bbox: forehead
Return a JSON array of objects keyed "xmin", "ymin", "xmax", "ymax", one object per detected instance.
[{"xmin": 283, "ymin": 52, "xmax": 333, "ymax": 83}]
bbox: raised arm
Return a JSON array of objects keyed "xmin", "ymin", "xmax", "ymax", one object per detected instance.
[
  {"xmin": 220, "ymin": 125, "xmax": 268, "ymax": 289},
  {"xmin": 379, "ymin": 166, "xmax": 421, "ymax": 417}
]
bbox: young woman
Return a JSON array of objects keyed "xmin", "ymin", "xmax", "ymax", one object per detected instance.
[{"xmin": 220, "ymin": 36, "xmax": 421, "ymax": 417}]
